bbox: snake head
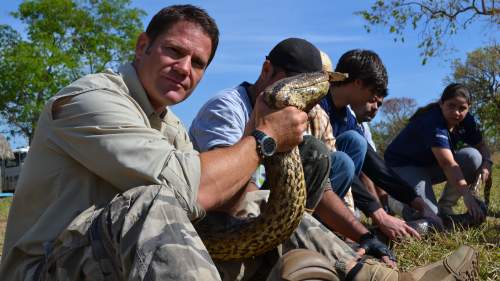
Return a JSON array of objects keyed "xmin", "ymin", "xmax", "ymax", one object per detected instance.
[
  {"xmin": 326, "ymin": 71, "xmax": 349, "ymax": 82},
  {"xmin": 263, "ymin": 71, "xmax": 336, "ymax": 112}
]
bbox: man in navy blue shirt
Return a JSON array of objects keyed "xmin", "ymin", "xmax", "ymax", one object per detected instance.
[
  {"xmin": 319, "ymin": 50, "xmax": 424, "ymax": 240},
  {"xmin": 319, "ymin": 50, "xmax": 386, "ymax": 179},
  {"xmin": 350, "ymin": 94, "xmax": 444, "ymax": 232}
]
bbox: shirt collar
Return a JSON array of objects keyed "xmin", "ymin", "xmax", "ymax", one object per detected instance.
[{"xmin": 118, "ymin": 62, "xmax": 158, "ymax": 118}]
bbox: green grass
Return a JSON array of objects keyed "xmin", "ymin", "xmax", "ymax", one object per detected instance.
[
  {"xmin": 392, "ymin": 154, "xmax": 500, "ymax": 280},
  {"xmin": 0, "ymin": 156, "xmax": 498, "ymax": 279},
  {"xmin": 0, "ymin": 197, "xmax": 12, "ymax": 254}
]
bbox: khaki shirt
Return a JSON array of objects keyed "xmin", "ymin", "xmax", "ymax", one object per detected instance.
[{"xmin": 0, "ymin": 63, "xmax": 203, "ymax": 278}]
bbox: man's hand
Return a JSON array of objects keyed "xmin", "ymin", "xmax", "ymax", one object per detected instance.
[
  {"xmin": 250, "ymin": 93, "xmax": 308, "ymax": 152},
  {"xmin": 371, "ymin": 208, "xmax": 420, "ymax": 240},
  {"xmin": 357, "ymin": 232, "xmax": 397, "ymax": 268}
]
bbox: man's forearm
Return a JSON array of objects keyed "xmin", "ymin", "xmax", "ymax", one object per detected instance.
[
  {"xmin": 351, "ymin": 176, "xmax": 382, "ymax": 215},
  {"xmin": 315, "ymin": 189, "xmax": 369, "ymax": 241},
  {"xmin": 198, "ymin": 136, "xmax": 260, "ymax": 210}
]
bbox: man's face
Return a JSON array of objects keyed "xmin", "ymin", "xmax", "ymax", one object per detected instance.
[
  {"xmin": 352, "ymin": 95, "xmax": 384, "ymax": 122},
  {"xmin": 348, "ymin": 80, "xmax": 376, "ymax": 105},
  {"xmin": 134, "ymin": 20, "xmax": 212, "ymax": 111}
]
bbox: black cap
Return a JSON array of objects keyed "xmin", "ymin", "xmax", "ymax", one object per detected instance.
[{"xmin": 267, "ymin": 38, "xmax": 322, "ymax": 75}]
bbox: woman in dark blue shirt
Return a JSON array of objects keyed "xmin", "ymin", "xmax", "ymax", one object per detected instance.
[{"xmin": 385, "ymin": 83, "xmax": 492, "ymax": 223}]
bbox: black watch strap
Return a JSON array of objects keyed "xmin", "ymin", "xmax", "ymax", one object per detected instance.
[
  {"xmin": 252, "ymin": 130, "xmax": 267, "ymax": 159},
  {"xmin": 251, "ymin": 130, "xmax": 276, "ymax": 159}
]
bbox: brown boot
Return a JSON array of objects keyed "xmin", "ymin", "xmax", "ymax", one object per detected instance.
[
  {"xmin": 266, "ymin": 249, "xmax": 340, "ymax": 281},
  {"xmin": 352, "ymin": 245, "xmax": 479, "ymax": 281}
]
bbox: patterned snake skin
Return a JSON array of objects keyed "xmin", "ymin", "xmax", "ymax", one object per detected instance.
[{"xmin": 198, "ymin": 71, "xmax": 347, "ymax": 261}]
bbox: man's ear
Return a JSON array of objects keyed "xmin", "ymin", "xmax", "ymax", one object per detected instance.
[
  {"xmin": 135, "ymin": 32, "xmax": 151, "ymax": 61},
  {"xmin": 353, "ymin": 79, "xmax": 365, "ymax": 89},
  {"xmin": 260, "ymin": 60, "xmax": 273, "ymax": 81}
]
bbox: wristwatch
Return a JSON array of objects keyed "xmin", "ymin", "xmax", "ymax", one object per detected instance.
[{"xmin": 251, "ymin": 130, "xmax": 277, "ymax": 159}]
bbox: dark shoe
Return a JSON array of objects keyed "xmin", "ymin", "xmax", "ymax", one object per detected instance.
[{"xmin": 441, "ymin": 198, "xmax": 487, "ymax": 229}]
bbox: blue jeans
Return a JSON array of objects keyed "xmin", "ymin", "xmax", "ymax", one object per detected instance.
[
  {"xmin": 329, "ymin": 151, "xmax": 355, "ymax": 198},
  {"xmin": 329, "ymin": 130, "xmax": 367, "ymax": 198},
  {"xmin": 336, "ymin": 130, "xmax": 367, "ymax": 177}
]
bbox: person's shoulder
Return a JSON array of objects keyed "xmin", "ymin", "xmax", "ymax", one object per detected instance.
[
  {"xmin": 49, "ymin": 71, "xmax": 141, "ymax": 121},
  {"xmin": 209, "ymin": 85, "xmax": 248, "ymax": 105},
  {"xmin": 412, "ymin": 106, "xmax": 445, "ymax": 128},
  {"xmin": 462, "ymin": 112, "xmax": 478, "ymax": 125},
  {"xmin": 319, "ymin": 97, "xmax": 331, "ymax": 111},
  {"xmin": 460, "ymin": 112, "xmax": 481, "ymax": 134},
  {"xmin": 197, "ymin": 85, "xmax": 251, "ymax": 117},
  {"xmin": 61, "ymin": 69, "xmax": 126, "ymax": 95}
]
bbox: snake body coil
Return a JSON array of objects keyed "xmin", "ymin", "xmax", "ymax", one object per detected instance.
[{"xmin": 197, "ymin": 71, "xmax": 344, "ymax": 261}]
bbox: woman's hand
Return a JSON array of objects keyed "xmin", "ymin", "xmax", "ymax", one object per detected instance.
[
  {"xmin": 463, "ymin": 192, "xmax": 485, "ymax": 222},
  {"xmin": 479, "ymin": 160, "xmax": 493, "ymax": 186}
]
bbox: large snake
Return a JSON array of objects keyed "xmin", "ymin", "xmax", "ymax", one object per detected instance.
[{"xmin": 196, "ymin": 71, "xmax": 347, "ymax": 261}]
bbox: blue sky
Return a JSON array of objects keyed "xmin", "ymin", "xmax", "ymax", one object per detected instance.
[{"xmin": 1, "ymin": 1, "xmax": 497, "ymax": 148}]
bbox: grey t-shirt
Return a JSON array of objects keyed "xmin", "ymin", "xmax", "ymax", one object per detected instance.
[
  {"xmin": 189, "ymin": 82, "xmax": 265, "ymax": 186},
  {"xmin": 189, "ymin": 83, "xmax": 252, "ymax": 151}
]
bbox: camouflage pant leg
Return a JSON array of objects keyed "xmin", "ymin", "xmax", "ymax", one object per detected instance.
[
  {"xmin": 282, "ymin": 213, "xmax": 357, "ymax": 275},
  {"xmin": 40, "ymin": 185, "xmax": 221, "ymax": 281}
]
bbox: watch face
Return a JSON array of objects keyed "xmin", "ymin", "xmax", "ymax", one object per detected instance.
[{"xmin": 261, "ymin": 136, "xmax": 277, "ymax": 157}]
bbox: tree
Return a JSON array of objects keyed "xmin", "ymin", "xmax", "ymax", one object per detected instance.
[
  {"xmin": 371, "ymin": 97, "xmax": 418, "ymax": 154},
  {"xmin": 357, "ymin": 0, "xmax": 500, "ymax": 64},
  {"xmin": 0, "ymin": 0, "xmax": 145, "ymax": 143},
  {"xmin": 447, "ymin": 44, "xmax": 499, "ymax": 151}
]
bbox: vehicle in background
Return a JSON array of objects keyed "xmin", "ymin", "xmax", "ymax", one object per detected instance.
[{"xmin": 1, "ymin": 147, "xmax": 29, "ymax": 192}]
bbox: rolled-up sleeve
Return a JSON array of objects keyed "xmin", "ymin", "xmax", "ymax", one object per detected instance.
[{"xmin": 48, "ymin": 89, "xmax": 203, "ymax": 219}]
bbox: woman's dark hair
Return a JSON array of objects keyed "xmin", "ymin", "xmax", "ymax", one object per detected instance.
[
  {"xmin": 333, "ymin": 49, "xmax": 388, "ymax": 97},
  {"xmin": 145, "ymin": 5, "xmax": 219, "ymax": 65},
  {"xmin": 410, "ymin": 83, "xmax": 471, "ymax": 121}
]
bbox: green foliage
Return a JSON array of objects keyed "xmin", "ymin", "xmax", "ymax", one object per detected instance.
[
  {"xmin": 371, "ymin": 97, "xmax": 417, "ymax": 154},
  {"xmin": 356, "ymin": 0, "xmax": 500, "ymax": 64},
  {"xmin": 0, "ymin": 0, "xmax": 145, "ymax": 142},
  {"xmin": 447, "ymin": 45, "xmax": 500, "ymax": 152}
]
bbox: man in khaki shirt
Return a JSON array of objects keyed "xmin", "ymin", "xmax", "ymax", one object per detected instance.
[
  {"xmin": 0, "ymin": 4, "xmax": 480, "ymax": 281},
  {"xmin": 0, "ymin": 4, "xmax": 335, "ymax": 281}
]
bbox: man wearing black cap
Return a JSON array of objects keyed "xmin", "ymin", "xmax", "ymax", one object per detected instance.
[
  {"xmin": 190, "ymin": 37, "xmax": 400, "ymax": 279},
  {"xmin": 190, "ymin": 38, "xmax": 331, "ymax": 213}
]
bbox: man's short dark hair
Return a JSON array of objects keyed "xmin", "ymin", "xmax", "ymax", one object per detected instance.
[
  {"xmin": 145, "ymin": 5, "xmax": 219, "ymax": 65},
  {"xmin": 334, "ymin": 49, "xmax": 388, "ymax": 97}
]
